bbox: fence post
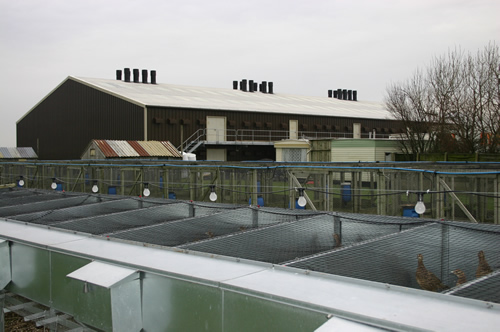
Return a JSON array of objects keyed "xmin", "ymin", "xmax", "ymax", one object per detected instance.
[
  {"xmin": 440, "ymin": 222, "xmax": 450, "ymax": 285},
  {"xmin": 377, "ymin": 170, "xmax": 387, "ymax": 215},
  {"xmin": 333, "ymin": 213, "xmax": 342, "ymax": 244},
  {"xmin": 495, "ymin": 174, "xmax": 500, "ymax": 224}
]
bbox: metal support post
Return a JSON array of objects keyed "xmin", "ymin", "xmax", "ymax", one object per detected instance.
[
  {"xmin": 441, "ymin": 222, "xmax": 450, "ymax": 285},
  {"xmin": 252, "ymin": 207, "xmax": 259, "ymax": 228},
  {"xmin": 333, "ymin": 213, "xmax": 342, "ymax": 245}
]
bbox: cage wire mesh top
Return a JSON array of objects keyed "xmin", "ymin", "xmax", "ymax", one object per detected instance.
[{"xmin": 0, "ymin": 187, "xmax": 499, "ymax": 305}]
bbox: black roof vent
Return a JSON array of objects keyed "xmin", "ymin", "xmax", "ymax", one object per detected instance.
[
  {"xmin": 150, "ymin": 70, "xmax": 157, "ymax": 84},
  {"xmin": 142, "ymin": 69, "xmax": 148, "ymax": 84},
  {"xmin": 124, "ymin": 68, "xmax": 131, "ymax": 82},
  {"xmin": 133, "ymin": 69, "xmax": 140, "ymax": 83},
  {"xmin": 116, "ymin": 70, "xmax": 122, "ymax": 81}
]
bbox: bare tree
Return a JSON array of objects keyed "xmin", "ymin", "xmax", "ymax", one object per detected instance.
[{"xmin": 385, "ymin": 43, "xmax": 500, "ymax": 154}]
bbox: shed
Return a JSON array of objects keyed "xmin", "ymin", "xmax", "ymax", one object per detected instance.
[
  {"xmin": 81, "ymin": 140, "xmax": 181, "ymax": 160},
  {"xmin": 274, "ymin": 139, "xmax": 310, "ymax": 162},
  {"xmin": 310, "ymin": 139, "xmax": 402, "ymax": 162}
]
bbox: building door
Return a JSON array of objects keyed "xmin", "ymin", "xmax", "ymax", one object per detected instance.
[
  {"xmin": 207, "ymin": 148, "xmax": 227, "ymax": 161},
  {"xmin": 353, "ymin": 123, "xmax": 361, "ymax": 139},
  {"xmin": 289, "ymin": 120, "xmax": 298, "ymax": 139},
  {"xmin": 206, "ymin": 116, "xmax": 226, "ymax": 142}
]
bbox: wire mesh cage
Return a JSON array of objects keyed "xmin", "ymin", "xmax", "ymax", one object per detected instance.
[
  {"xmin": 1, "ymin": 187, "xmax": 499, "ymax": 305},
  {"xmin": 0, "ymin": 194, "xmax": 105, "ymax": 217},
  {"xmin": 10, "ymin": 197, "xmax": 161, "ymax": 225},
  {"xmin": 109, "ymin": 206, "xmax": 311, "ymax": 247},
  {"xmin": 180, "ymin": 213, "xmax": 432, "ymax": 264},
  {"xmin": 287, "ymin": 220, "xmax": 500, "ymax": 302}
]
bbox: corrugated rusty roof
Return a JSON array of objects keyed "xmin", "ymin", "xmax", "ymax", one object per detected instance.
[
  {"xmin": 137, "ymin": 141, "xmax": 165, "ymax": 157},
  {"xmin": 107, "ymin": 140, "xmax": 139, "ymax": 158},
  {"xmin": 160, "ymin": 141, "xmax": 182, "ymax": 158},
  {"xmin": 0, "ymin": 147, "xmax": 37, "ymax": 159},
  {"xmin": 95, "ymin": 140, "xmax": 119, "ymax": 158},
  {"xmin": 89, "ymin": 140, "xmax": 180, "ymax": 158},
  {"xmin": 127, "ymin": 141, "xmax": 150, "ymax": 157}
]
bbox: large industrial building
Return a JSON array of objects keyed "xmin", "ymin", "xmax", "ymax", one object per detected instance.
[{"xmin": 16, "ymin": 69, "xmax": 402, "ymax": 160}]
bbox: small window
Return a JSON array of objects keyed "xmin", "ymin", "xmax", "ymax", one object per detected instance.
[
  {"xmin": 90, "ymin": 149, "xmax": 96, "ymax": 157},
  {"xmin": 282, "ymin": 148, "xmax": 307, "ymax": 162}
]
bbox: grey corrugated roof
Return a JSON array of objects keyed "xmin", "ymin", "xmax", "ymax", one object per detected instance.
[
  {"xmin": 71, "ymin": 76, "xmax": 393, "ymax": 120},
  {"xmin": 0, "ymin": 147, "xmax": 37, "ymax": 159}
]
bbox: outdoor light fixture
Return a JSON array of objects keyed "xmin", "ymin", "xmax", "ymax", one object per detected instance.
[
  {"xmin": 18, "ymin": 176, "xmax": 24, "ymax": 187},
  {"xmin": 414, "ymin": 192, "xmax": 426, "ymax": 215},
  {"xmin": 209, "ymin": 185, "xmax": 217, "ymax": 202},
  {"xmin": 51, "ymin": 178, "xmax": 57, "ymax": 190},
  {"xmin": 92, "ymin": 181, "xmax": 99, "ymax": 193},
  {"xmin": 143, "ymin": 183, "xmax": 151, "ymax": 197},
  {"xmin": 407, "ymin": 189, "xmax": 429, "ymax": 215},
  {"xmin": 297, "ymin": 187, "xmax": 307, "ymax": 208}
]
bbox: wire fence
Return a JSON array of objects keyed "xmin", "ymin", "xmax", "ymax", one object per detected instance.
[
  {"xmin": 1, "ymin": 187, "xmax": 499, "ymax": 304},
  {"xmin": 1, "ymin": 160, "xmax": 500, "ymax": 223}
]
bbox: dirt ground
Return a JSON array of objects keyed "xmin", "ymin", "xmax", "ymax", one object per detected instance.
[{"xmin": 3, "ymin": 312, "xmax": 45, "ymax": 331}]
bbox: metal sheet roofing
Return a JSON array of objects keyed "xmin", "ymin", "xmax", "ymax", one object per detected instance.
[
  {"xmin": 71, "ymin": 76, "xmax": 393, "ymax": 120},
  {"xmin": 0, "ymin": 147, "xmax": 37, "ymax": 159},
  {"xmin": 90, "ymin": 140, "xmax": 181, "ymax": 158},
  {"xmin": 94, "ymin": 140, "xmax": 119, "ymax": 158}
]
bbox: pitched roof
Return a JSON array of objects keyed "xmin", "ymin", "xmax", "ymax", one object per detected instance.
[
  {"xmin": 70, "ymin": 76, "xmax": 392, "ymax": 120},
  {"xmin": 0, "ymin": 147, "xmax": 38, "ymax": 159},
  {"xmin": 86, "ymin": 140, "xmax": 181, "ymax": 159}
]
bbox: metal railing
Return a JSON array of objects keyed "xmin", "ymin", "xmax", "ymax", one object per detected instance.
[{"xmin": 179, "ymin": 129, "xmax": 392, "ymax": 152}]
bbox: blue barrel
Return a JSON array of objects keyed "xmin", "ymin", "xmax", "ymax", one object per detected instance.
[
  {"xmin": 168, "ymin": 192, "xmax": 176, "ymax": 200},
  {"xmin": 56, "ymin": 183, "xmax": 63, "ymax": 191},
  {"xmin": 288, "ymin": 199, "xmax": 305, "ymax": 209},
  {"xmin": 341, "ymin": 182, "xmax": 352, "ymax": 203},
  {"xmin": 402, "ymin": 205, "xmax": 419, "ymax": 218},
  {"xmin": 249, "ymin": 196, "xmax": 265, "ymax": 206},
  {"xmin": 108, "ymin": 186, "xmax": 117, "ymax": 195}
]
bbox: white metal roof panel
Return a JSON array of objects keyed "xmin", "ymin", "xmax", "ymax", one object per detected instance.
[
  {"xmin": 315, "ymin": 317, "xmax": 385, "ymax": 332},
  {"xmin": 106, "ymin": 140, "xmax": 140, "ymax": 158},
  {"xmin": 72, "ymin": 76, "xmax": 393, "ymax": 120},
  {"xmin": 67, "ymin": 261, "xmax": 137, "ymax": 288}
]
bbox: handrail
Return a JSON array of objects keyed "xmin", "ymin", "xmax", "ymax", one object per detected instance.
[{"xmin": 179, "ymin": 129, "xmax": 393, "ymax": 152}]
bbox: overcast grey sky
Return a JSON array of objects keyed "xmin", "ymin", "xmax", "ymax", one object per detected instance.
[{"xmin": 1, "ymin": 0, "xmax": 499, "ymax": 147}]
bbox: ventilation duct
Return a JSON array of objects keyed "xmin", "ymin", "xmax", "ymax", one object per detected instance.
[
  {"xmin": 133, "ymin": 69, "xmax": 139, "ymax": 83},
  {"xmin": 353, "ymin": 90, "xmax": 357, "ymax": 101},
  {"xmin": 150, "ymin": 70, "xmax": 156, "ymax": 84},
  {"xmin": 268, "ymin": 82, "xmax": 273, "ymax": 94},
  {"xmin": 337, "ymin": 89, "xmax": 342, "ymax": 99},
  {"xmin": 249, "ymin": 80, "xmax": 254, "ymax": 92},
  {"xmin": 342, "ymin": 89, "xmax": 347, "ymax": 100},
  {"xmin": 142, "ymin": 70, "xmax": 148, "ymax": 84},
  {"xmin": 124, "ymin": 68, "xmax": 131, "ymax": 82},
  {"xmin": 233, "ymin": 81, "xmax": 238, "ymax": 90},
  {"xmin": 116, "ymin": 70, "xmax": 122, "ymax": 81},
  {"xmin": 328, "ymin": 90, "xmax": 333, "ymax": 98},
  {"xmin": 240, "ymin": 79, "xmax": 247, "ymax": 92},
  {"xmin": 262, "ymin": 81, "xmax": 267, "ymax": 93},
  {"xmin": 348, "ymin": 90, "xmax": 352, "ymax": 101}
]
